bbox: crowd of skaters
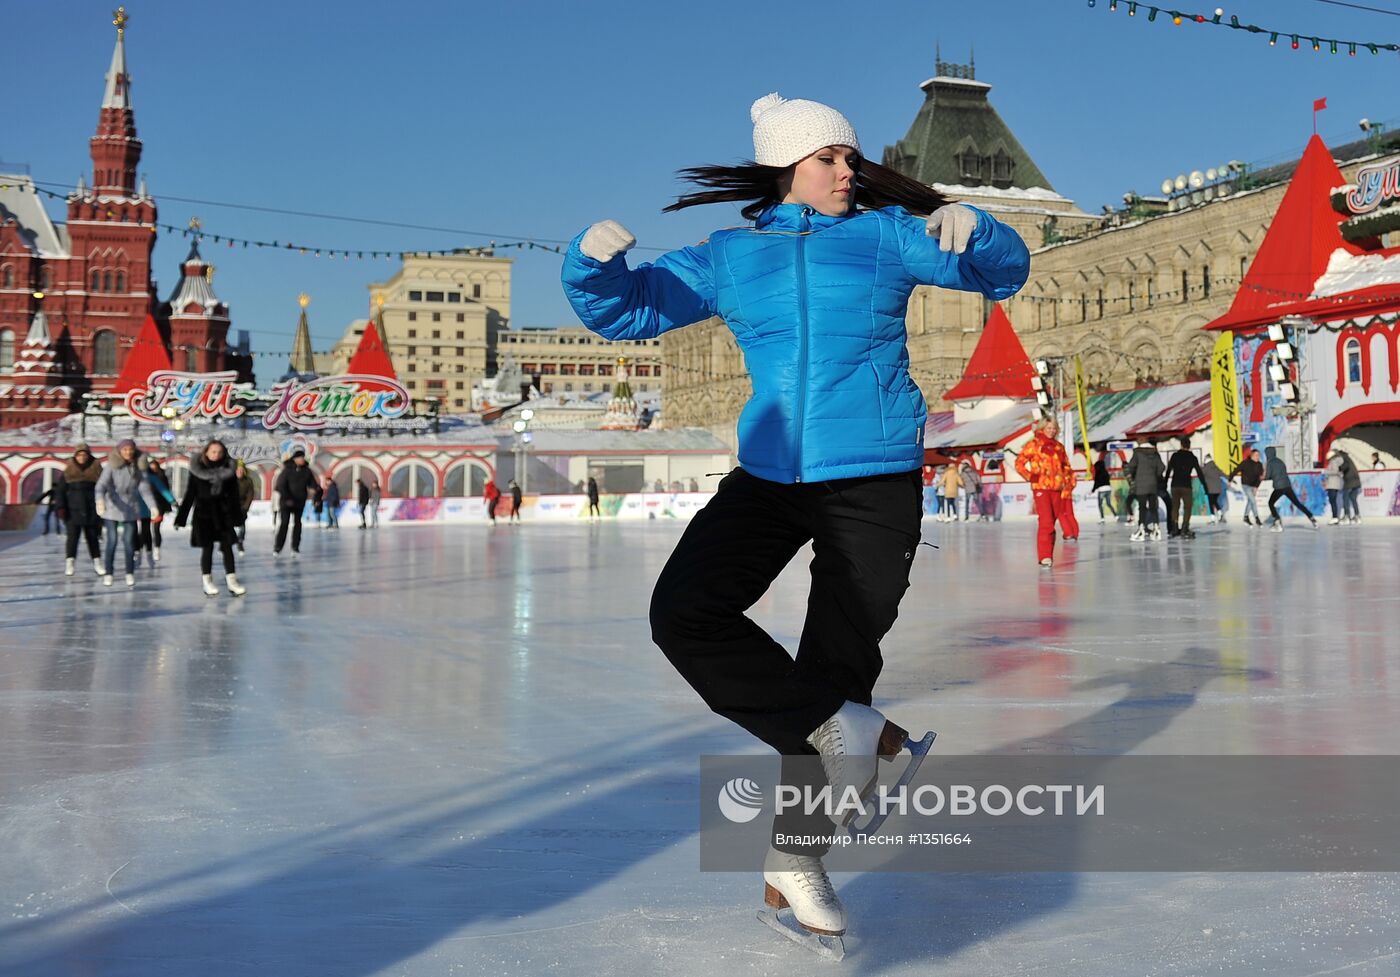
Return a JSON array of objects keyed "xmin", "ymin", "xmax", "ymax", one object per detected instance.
[{"xmin": 36, "ymin": 441, "xmax": 390, "ymax": 596}]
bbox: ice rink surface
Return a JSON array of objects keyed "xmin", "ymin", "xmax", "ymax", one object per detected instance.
[{"xmin": 1, "ymin": 516, "xmax": 1398, "ymax": 976}]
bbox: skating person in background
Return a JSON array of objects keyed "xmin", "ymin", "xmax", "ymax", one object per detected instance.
[
  {"xmin": 367, "ymin": 477, "xmax": 381, "ymax": 528},
  {"xmin": 939, "ymin": 462, "xmax": 961, "ymax": 522},
  {"xmin": 1125, "ymin": 440, "xmax": 1166, "ymax": 541},
  {"xmin": 586, "ymin": 476, "xmax": 601, "ymax": 519},
  {"xmin": 1264, "ymin": 446, "xmax": 1318, "ymax": 531},
  {"xmin": 174, "ymin": 439, "xmax": 246, "ymax": 597},
  {"xmin": 959, "ymin": 460, "xmax": 981, "ymax": 521},
  {"xmin": 1202, "ymin": 455, "xmax": 1226, "ymax": 524},
  {"xmin": 562, "ymin": 90, "xmax": 1027, "ymax": 947},
  {"xmin": 235, "ymin": 461, "xmax": 256, "ymax": 552},
  {"xmin": 357, "ymin": 476, "xmax": 371, "ymax": 528},
  {"xmin": 1373, "ymin": 451, "xmax": 1384, "ymax": 469},
  {"xmin": 1229, "ymin": 448, "xmax": 1265, "ymax": 526},
  {"xmin": 1092, "ymin": 450, "xmax": 1116, "ymax": 523},
  {"xmin": 322, "ymin": 475, "xmax": 341, "ymax": 529},
  {"xmin": 273, "ymin": 449, "xmax": 322, "ymax": 555},
  {"xmin": 507, "ymin": 479, "xmax": 522, "ymax": 523},
  {"xmin": 34, "ymin": 476, "xmax": 64, "ymax": 536},
  {"xmin": 60, "ymin": 444, "xmax": 103, "ymax": 576},
  {"xmin": 1166, "ymin": 437, "xmax": 1208, "ymax": 539},
  {"xmin": 1016, "ymin": 416, "xmax": 1075, "ymax": 567},
  {"xmin": 142, "ymin": 458, "xmax": 176, "ymax": 565},
  {"xmin": 484, "ymin": 480, "xmax": 501, "ymax": 524},
  {"xmin": 95, "ymin": 439, "xmax": 157, "ymax": 589},
  {"xmin": 1339, "ymin": 449, "xmax": 1362, "ymax": 524},
  {"xmin": 1324, "ymin": 451, "xmax": 1345, "ymax": 524}
]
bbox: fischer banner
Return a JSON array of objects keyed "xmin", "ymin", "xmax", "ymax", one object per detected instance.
[
  {"xmin": 1210, "ymin": 332, "xmax": 1243, "ymax": 473},
  {"xmin": 1073, "ymin": 356, "xmax": 1092, "ymax": 467}
]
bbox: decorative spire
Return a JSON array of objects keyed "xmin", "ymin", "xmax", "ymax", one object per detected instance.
[
  {"xmin": 599, "ymin": 356, "xmax": 640, "ymax": 430},
  {"xmin": 289, "ymin": 293, "xmax": 317, "ymax": 376},
  {"xmin": 103, "ymin": 7, "xmax": 132, "ymax": 109},
  {"xmin": 24, "ymin": 310, "xmax": 51, "ymax": 347}
]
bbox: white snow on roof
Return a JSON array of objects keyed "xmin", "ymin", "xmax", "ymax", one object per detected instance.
[
  {"xmin": 0, "ymin": 175, "xmax": 68, "ymax": 258},
  {"xmin": 1312, "ymin": 247, "xmax": 1400, "ymax": 298},
  {"xmin": 931, "ymin": 183, "xmax": 1070, "ymax": 204},
  {"xmin": 929, "ymin": 409, "xmax": 1036, "ymax": 450}
]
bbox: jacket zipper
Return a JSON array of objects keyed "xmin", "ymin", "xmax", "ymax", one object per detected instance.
[{"xmin": 794, "ymin": 207, "xmax": 812, "ymax": 482}]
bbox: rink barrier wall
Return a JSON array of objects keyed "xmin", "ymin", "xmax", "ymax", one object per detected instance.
[{"xmin": 6, "ymin": 471, "xmax": 1400, "ymax": 529}]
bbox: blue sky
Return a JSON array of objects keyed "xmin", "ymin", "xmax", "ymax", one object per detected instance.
[{"xmin": 6, "ymin": 0, "xmax": 1400, "ymax": 365}]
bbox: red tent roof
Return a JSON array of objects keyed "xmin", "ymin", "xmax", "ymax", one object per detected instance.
[
  {"xmin": 111, "ymin": 313, "xmax": 172, "ymax": 394},
  {"xmin": 943, "ymin": 303, "xmax": 1035, "ymax": 401},
  {"xmin": 1208, "ymin": 135, "xmax": 1361, "ymax": 332},
  {"xmin": 346, "ymin": 317, "xmax": 397, "ymax": 380}
]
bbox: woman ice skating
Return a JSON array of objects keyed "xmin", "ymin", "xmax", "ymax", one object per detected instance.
[
  {"xmin": 94, "ymin": 439, "xmax": 157, "ymax": 588},
  {"xmin": 60, "ymin": 444, "xmax": 104, "ymax": 577},
  {"xmin": 508, "ymin": 479, "xmax": 522, "ymax": 523},
  {"xmin": 235, "ymin": 461, "xmax": 256, "ymax": 552},
  {"xmin": 939, "ymin": 462, "xmax": 961, "ymax": 522},
  {"xmin": 174, "ymin": 439, "xmax": 247, "ymax": 596},
  {"xmin": 1264, "ymin": 446, "xmax": 1318, "ymax": 531},
  {"xmin": 1125, "ymin": 440, "xmax": 1166, "ymax": 541},
  {"xmin": 561, "ymin": 91, "xmax": 1029, "ymax": 949},
  {"xmin": 143, "ymin": 457, "xmax": 177, "ymax": 565},
  {"xmin": 1092, "ymin": 450, "xmax": 1116, "ymax": 522},
  {"xmin": 1015, "ymin": 417, "xmax": 1075, "ymax": 567}
]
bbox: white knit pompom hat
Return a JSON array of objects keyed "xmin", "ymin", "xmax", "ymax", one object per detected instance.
[{"xmin": 750, "ymin": 93, "xmax": 860, "ymax": 167}]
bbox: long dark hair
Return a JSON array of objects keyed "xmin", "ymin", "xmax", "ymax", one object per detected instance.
[{"xmin": 663, "ymin": 157, "xmax": 949, "ymax": 221}]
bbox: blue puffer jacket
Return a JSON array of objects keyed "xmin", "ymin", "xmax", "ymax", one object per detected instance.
[{"xmin": 561, "ymin": 203, "xmax": 1029, "ymax": 483}]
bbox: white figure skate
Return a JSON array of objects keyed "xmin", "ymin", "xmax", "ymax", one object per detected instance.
[
  {"xmin": 757, "ymin": 846, "xmax": 846, "ymax": 961},
  {"xmin": 806, "ymin": 701, "xmax": 936, "ymax": 837}
]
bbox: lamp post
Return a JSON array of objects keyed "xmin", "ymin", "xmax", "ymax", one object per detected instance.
[{"xmin": 513, "ymin": 408, "xmax": 535, "ymax": 492}]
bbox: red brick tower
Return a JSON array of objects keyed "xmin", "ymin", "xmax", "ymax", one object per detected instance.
[{"xmin": 62, "ymin": 5, "xmax": 159, "ymax": 393}]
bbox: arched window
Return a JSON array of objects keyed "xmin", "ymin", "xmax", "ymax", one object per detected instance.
[
  {"xmin": 332, "ymin": 460, "xmax": 382, "ymax": 502},
  {"xmin": 164, "ymin": 461, "xmax": 190, "ymax": 498},
  {"xmin": 93, "ymin": 330, "xmax": 118, "ymax": 374},
  {"xmin": 240, "ymin": 467, "xmax": 266, "ymax": 500},
  {"xmin": 115, "ymin": 271, "xmax": 126, "ymax": 293},
  {"xmin": 0, "ymin": 328, "xmax": 14, "ymax": 369},
  {"xmin": 39, "ymin": 266, "xmax": 50, "ymax": 290},
  {"xmin": 184, "ymin": 347, "xmax": 197, "ymax": 372},
  {"xmin": 91, "ymin": 269, "xmax": 101, "ymax": 291},
  {"xmin": 443, "ymin": 461, "xmax": 489, "ymax": 497},
  {"xmin": 102, "ymin": 272, "xmax": 112, "ymax": 292},
  {"xmin": 1345, "ymin": 339, "xmax": 1362, "ymax": 384},
  {"xmin": 20, "ymin": 464, "xmax": 64, "ymax": 503},
  {"xmin": 1, "ymin": 265, "xmax": 13, "ymax": 288},
  {"xmin": 388, "ymin": 461, "xmax": 436, "ymax": 498}
]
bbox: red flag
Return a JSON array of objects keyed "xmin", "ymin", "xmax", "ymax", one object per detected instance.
[{"xmin": 1313, "ymin": 97, "xmax": 1328, "ymax": 112}]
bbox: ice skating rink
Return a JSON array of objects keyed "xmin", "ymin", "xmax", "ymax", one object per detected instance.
[{"xmin": 1, "ymin": 519, "xmax": 1398, "ymax": 976}]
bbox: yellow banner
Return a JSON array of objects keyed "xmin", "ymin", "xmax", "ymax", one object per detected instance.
[
  {"xmin": 1210, "ymin": 332, "xmax": 1243, "ymax": 473},
  {"xmin": 1073, "ymin": 356, "xmax": 1092, "ymax": 467}
]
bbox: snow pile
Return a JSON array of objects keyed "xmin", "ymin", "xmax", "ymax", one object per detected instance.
[{"xmin": 1312, "ymin": 247, "xmax": 1400, "ymax": 297}]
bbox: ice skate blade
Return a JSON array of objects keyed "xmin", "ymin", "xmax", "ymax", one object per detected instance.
[
  {"xmin": 757, "ymin": 908, "xmax": 846, "ymax": 961},
  {"xmin": 846, "ymin": 731, "xmax": 937, "ymax": 839}
]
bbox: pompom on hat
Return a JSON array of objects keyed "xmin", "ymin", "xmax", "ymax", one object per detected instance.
[{"xmin": 750, "ymin": 93, "xmax": 860, "ymax": 168}]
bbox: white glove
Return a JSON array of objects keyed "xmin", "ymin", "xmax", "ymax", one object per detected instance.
[
  {"xmin": 925, "ymin": 204, "xmax": 978, "ymax": 254},
  {"xmin": 579, "ymin": 220, "xmax": 636, "ymax": 263}
]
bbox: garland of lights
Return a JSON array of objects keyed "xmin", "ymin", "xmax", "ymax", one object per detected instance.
[
  {"xmin": 0, "ymin": 180, "xmax": 568, "ymax": 258},
  {"xmin": 1086, "ymin": 1, "xmax": 1400, "ymax": 55}
]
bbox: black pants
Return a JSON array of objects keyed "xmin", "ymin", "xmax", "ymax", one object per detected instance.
[
  {"xmin": 1269, "ymin": 487, "xmax": 1311, "ymax": 522},
  {"xmin": 1136, "ymin": 493, "xmax": 1159, "ymax": 526},
  {"xmin": 201, "ymin": 535, "xmax": 237, "ymax": 574},
  {"xmin": 486, "ymin": 497, "xmax": 498, "ymax": 522},
  {"xmin": 588, "ymin": 499, "xmax": 600, "ymax": 517},
  {"xmin": 275, "ymin": 506, "xmax": 304, "ymax": 552},
  {"xmin": 137, "ymin": 518, "xmax": 162, "ymax": 553},
  {"xmin": 1171, "ymin": 486, "xmax": 1195, "ymax": 533},
  {"xmin": 65, "ymin": 520, "xmax": 100, "ymax": 559},
  {"xmin": 651, "ymin": 468, "xmax": 923, "ymax": 852}
]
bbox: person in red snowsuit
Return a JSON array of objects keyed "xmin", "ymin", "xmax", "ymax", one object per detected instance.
[{"xmin": 1015, "ymin": 416, "xmax": 1076, "ymax": 567}]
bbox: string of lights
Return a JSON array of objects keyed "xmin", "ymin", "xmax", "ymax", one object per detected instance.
[{"xmin": 1085, "ymin": 0, "xmax": 1400, "ymax": 55}]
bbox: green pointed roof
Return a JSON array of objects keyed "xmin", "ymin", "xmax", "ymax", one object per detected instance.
[
  {"xmin": 881, "ymin": 55, "xmax": 1054, "ymax": 192},
  {"xmin": 289, "ymin": 296, "xmax": 316, "ymax": 376}
]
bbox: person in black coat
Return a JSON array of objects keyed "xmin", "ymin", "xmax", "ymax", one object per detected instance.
[
  {"xmin": 60, "ymin": 444, "xmax": 104, "ymax": 576},
  {"xmin": 273, "ymin": 449, "xmax": 323, "ymax": 555},
  {"xmin": 174, "ymin": 439, "xmax": 247, "ymax": 596},
  {"xmin": 357, "ymin": 476, "xmax": 372, "ymax": 529},
  {"xmin": 508, "ymin": 478, "xmax": 523, "ymax": 524},
  {"xmin": 586, "ymin": 476, "xmax": 601, "ymax": 519}
]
